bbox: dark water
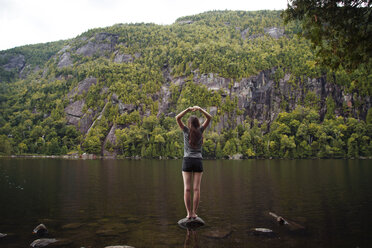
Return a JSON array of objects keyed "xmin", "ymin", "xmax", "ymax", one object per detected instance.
[{"xmin": 0, "ymin": 159, "xmax": 371, "ymax": 248}]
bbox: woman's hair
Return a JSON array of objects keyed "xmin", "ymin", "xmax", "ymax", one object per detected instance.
[{"xmin": 188, "ymin": 115, "xmax": 203, "ymax": 148}]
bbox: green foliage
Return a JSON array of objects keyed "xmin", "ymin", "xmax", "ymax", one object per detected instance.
[
  {"xmin": 283, "ymin": 0, "xmax": 372, "ymax": 71},
  {"xmin": 0, "ymin": 10, "xmax": 370, "ymax": 158}
]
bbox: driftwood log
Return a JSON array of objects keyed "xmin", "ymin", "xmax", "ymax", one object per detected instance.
[{"xmin": 268, "ymin": 212, "xmax": 305, "ymax": 231}]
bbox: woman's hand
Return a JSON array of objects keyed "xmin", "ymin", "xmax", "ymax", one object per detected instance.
[{"xmin": 192, "ymin": 105, "xmax": 200, "ymax": 111}]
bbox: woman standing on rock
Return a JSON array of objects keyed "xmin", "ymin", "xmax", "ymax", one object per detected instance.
[{"xmin": 176, "ymin": 105, "xmax": 212, "ymax": 219}]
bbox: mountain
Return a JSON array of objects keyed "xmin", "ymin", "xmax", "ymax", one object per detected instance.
[{"xmin": 0, "ymin": 10, "xmax": 371, "ymax": 158}]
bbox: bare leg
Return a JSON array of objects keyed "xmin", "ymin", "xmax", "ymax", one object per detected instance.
[
  {"xmin": 182, "ymin": 172, "xmax": 192, "ymax": 218},
  {"xmin": 191, "ymin": 172, "xmax": 203, "ymax": 218}
]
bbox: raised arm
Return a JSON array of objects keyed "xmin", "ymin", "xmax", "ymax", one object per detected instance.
[
  {"xmin": 176, "ymin": 107, "xmax": 193, "ymax": 130},
  {"xmin": 194, "ymin": 106, "xmax": 212, "ymax": 130}
]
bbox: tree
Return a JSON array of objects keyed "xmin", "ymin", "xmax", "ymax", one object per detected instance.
[
  {"xmin": 0, "ymin": 135, "xmax": 12, "ymax": 155},
  {"xmin": 283, "ymin": 0, "xmax": 372, "ymax": 71}
]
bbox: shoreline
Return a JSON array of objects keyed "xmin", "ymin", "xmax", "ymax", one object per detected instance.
[{"xmin": 1, "ymin": 154, "xmax": 371, "ymax": 160}]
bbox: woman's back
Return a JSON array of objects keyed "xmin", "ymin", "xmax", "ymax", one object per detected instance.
[{"xmin": 182, "ymin": 126, "xmax": 205, "ymax": 158}]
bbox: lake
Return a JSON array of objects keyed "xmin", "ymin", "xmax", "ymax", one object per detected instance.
[{"xmin": 0, "ymin": 158, "xmax": 371, "ymax": 248}]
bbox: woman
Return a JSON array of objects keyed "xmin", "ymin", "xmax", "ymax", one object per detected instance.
[{"xmin": 176, "ymin": 105, "xmax": 212, "ymax": 219}]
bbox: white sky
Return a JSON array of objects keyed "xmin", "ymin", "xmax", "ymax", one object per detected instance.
[{"xmin": 0, "ymin": 0, "xmax": 288, "ymax": 51}]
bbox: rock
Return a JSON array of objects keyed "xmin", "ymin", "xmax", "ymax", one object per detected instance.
[
  {"xmin": 64, "ymin": 100, "xmax": 85, "ymax": 117},
  {"xmin": 240, "ymin": 28, "xmax": 250, "ymax": 40},
  {"xmin": 203, "ymin": 229, "xmax": 232, "ymax": 239},
  {"xmin": 61, "ymin": 223, "xmax": 83, "ymax": 229},
  {"xmin": 64, "ymin": 78, "xmax": 98, "ymax": 134},
  {"xmin": 57, "ymin": 52, "xmax": 72, "ymax": 68},
  {"xmin": 67, "ymin": 77, "xmax": 97, "ymax": 100},
  {"xmin": 76, "ymin": 33, "xmax": 118, "ymax": 57},
  {"xmin": 0, "ymin": 54, "xmax": 25, "ymax": 71},
  {"xmin": 33, "ymin": 224, "xmax": 48, "ymax": 236},
  {"xmin": 30, "ymin": 238, "xmax": 57, "ymax": 247},
  {"xmin": 157, "ymin": 85, "xmax": 171, "ymax": 117},
  {"xmin": 113, "ymin": 52, "xmax": 134, "ymax": 63},
  {"xmin": 111, "ymin": 93, "xmax": 136, "ymax": 114},
  {"xmin": 249, "ymin": 228, "xmax": 275, "ymax": 237},
  {"xmin": 0, "ymin": 233, "xmax": 7, "ymax": 238},
  {"xmin": 178, "ymin": 217, "xmax": 205, "ymax": 229},
  {"xmin": 264, "ymin": 27, "xmax": 284, "ymax": 39},
  {"xmin": 104, "ymin": 246, "xmax": 135, "ymax": 248},
  {"xmin": 103, "ymin": 124, "xmax": 118, "ymax": 156},
  {"xmin": 96, "ymin": 223, "xmax": 129, "ymax": 237},
  {"xmin": 229, "ymin": 153, "xmax": 243, "ymax": 160}
]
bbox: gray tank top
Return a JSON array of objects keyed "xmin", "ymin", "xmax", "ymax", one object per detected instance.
[{"xmin": 183, "ymin": 125, "xmax": 205, "ymax": 158}]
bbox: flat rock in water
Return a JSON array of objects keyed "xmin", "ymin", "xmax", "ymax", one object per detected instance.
[
  {"xmin": 178, "ymin": 217, "xmax": 205, "ymax": 229},
  {"xmin": 96, "ymin": 223, "xmax": 129, "ymax": 237},
  {"xmin": 203, "ymin": 229, "xmax": 232, "ymax": 239},
  {"xmin": 30, "ymin": 238, "xmax": 57, "ymax": 247},
  {"xmin": 0, "ymin": 233, "xmax": 7, "ymax": 238},
  {"xmin": 250, "ymin": 228, "xmax": 275, "ymax": 237}
]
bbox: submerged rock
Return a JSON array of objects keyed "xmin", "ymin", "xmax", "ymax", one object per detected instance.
[
  {"xmin": 203, "ymin": 229, "xmax": 232, "ymax": 239},
  {"xmin": 33, "ymin": 224, "xmax": 48, "ymax": 236},
  {"xmin": 61, "ymin": 223, "xmax": 83, "ymax": 229},
  {"xmin": 104, "ymin": 246, "xmax": 135, "ymax": 248},
  {"xmin": 178, "ymin": 217, "xmax": 205, "ymax": 229},
  {"xmin": 96, "ymin": 223, "xmax": 129, "ymax": 237}
]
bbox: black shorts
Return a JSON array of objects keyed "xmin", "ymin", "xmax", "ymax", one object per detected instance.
[{"xmin": 182, "ymin": 157, "xmax": 203, "ymax": 172}]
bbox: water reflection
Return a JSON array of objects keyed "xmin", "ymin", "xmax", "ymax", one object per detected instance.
[
  {"xmin": 0, "ymin": 158, "xmax": 371, "ymax": 248},
  {"xmin": 184, "ymin": 229, "xmax": 199, "ymax": 248}
]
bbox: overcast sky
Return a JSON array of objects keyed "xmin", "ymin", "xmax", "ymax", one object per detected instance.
[{"xmin": 0, "ymin": 0, "xmax": 288, "ymax": 51}]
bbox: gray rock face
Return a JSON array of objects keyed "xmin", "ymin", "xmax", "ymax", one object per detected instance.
[
  {"xmin": 169, "ymin": 68, "xmax": 371, "ymax": 132},
  {"xmin": 64, "ymin": 100, "xmax": 85, "ymax": 117},
  {"xmin": 64, "ymin": 77, "xmax": 99, "ymax": 134},
  {"xmin": 67, "ymin": 77, "xmax": 97, "ymax": 100},
  {"xmin": 264, "ymin": 27, "xmax": 284, "ymax": 39},
  {"xmin": 76, "ymin": 32, "xmax": 118, "ymax": 57},
  {"xmin": 113, "ymin": 52, "xmax": 134, "ymax": 63},
  {"xmin": 0, "ymin": 54, "xmax": 25, "ymax": 71},
  {"xmin": 157, "ymin": 85, "xmax": 171, "ymax": 117},
  {"xmin": 111, "ymin": 93, "xmax": 136, "ymax": 114},
  {"xmin": 57, "ymin": 52, "xmax": 72, "ymax": 68},
  {"xmin": 240, "ymin": 28, "xmax": 250, "ymax": 40},
  {"xmin": 103, "ymin": 124, "xmax": 118, "ymax": 156}
]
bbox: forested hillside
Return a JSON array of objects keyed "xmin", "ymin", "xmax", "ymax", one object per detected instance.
[{"xmin": 0, "ymin": 10, "xmax": 371, "ymax": 158}]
